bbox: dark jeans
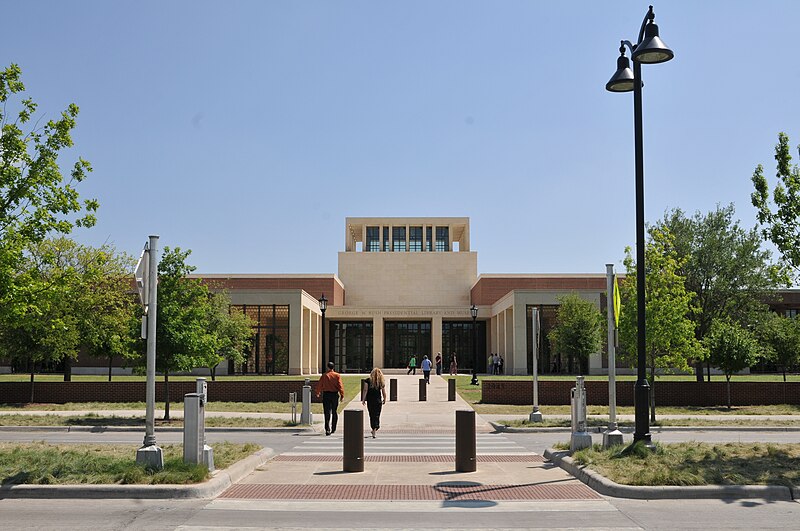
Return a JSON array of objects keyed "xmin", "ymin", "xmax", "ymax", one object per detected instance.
[
  {"xmin": 435, "ymin": 363, "xmax": 442, "ymax": 375},
  {"xmin": 407, "ymin": 366, "xmax": 416, "ymax": 375},
  {"xmin": 423, "ymin": 370, "xmax": 431, "ymax": 383},
  {"xmin": 322, "ymin": 391, "xmax": 340, "ymax": 433}
]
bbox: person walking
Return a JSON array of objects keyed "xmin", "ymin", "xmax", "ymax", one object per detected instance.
[
  {"xmin": 362, "ymin": 367, "xmax": 387, "ymax": 438},
  {"xmin": 487, "ymin": 353, "xmax": 494, "ymax": 375},
  {"xmin": 435, "ymin": 353, "xmax": 442, "ymax": 375},
  {"xmin": 421, "ymin": 355, "xmax": 432, "ymax": 383},
  {"xmin": 407, "ymin": 355, "xmax": 417, "ymax": 375},
  {"xmin": 493, "ymin": 353, "xmax": 500, "ymax": 376},
  {"xmin": 314, "ymin": 361, "xmax": 344, "ymax": 436},
  {"xmin": 449, "ymin": 353, "xmax": 458, "ymax": 375}
]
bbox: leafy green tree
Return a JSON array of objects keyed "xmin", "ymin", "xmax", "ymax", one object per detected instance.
[
  {"xmin": 655, "ymin": 204, "xmax": 785, "ymax": 381},
  {"xmin": 757, "ymin": 312, "xmax": 800, "ymax": 383},
  {"xmin": 618, "ymin": 227, "xmax": 704, "ymax": 421},
  {"xmin": 0, "ymin": 238, "xmax": 134, "ymax": 398},
  {"xmin": 1, "ymin": 64, "xmax": 97, "ymax": 323},
  {"xmin": 752, "ymin": 132, "xmax": 800, "ymax": 279},
  {"xmin": 548, "ymin": 293, "xmax": 603, "ymax": 374},
  {"xmin": 136, "ymin": 247, "xmax": 216, "ymax": 420},
  {"xmin": 704, "ymin": 319, "xmax": 761, "ymax": 409},
  {"xmin": 202, "ymin": 292, "xmax": 254, "ymax": 380}
]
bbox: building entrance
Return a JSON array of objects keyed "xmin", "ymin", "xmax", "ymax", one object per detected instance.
[
  {"xmin": 383, "ymin": 321, "xmax": 432, "ymax": 368},
  {"xmin": 329, "ymin": 321, "xmax": 373, "ymax": 373}
]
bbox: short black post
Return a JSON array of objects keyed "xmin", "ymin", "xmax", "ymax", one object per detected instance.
[
  {"xmin": 455, "ymin": 410, "xmax": 476, "ymax": 472},
  {"xmin": 448, "ymin": 379, "xmax": 456, "ymax": 401},
  {"xmin": 389, "ymin": 378, "xmax": 397, "ymax": 401},
  {"xmin": 343, "ymin": 409, "xmax": 364, "ymax": 472},
  {"xmin": 419, "ymin": 379, "xmax": 427, "ymax": 401}
]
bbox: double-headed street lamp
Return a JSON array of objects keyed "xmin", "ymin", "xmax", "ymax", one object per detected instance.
[
  {"xmin": 319, "ymin": 294, "xmax": 328, "ymax": 371},
  {"xmin": 606, "ymin": 5, "xmax": 673, "ymax": 446},
  {"xmin": 470, "ymin": 304, "xmax": 479, "ymax": 385}
]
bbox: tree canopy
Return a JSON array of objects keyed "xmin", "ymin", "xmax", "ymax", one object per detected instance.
[
  {"xmin": 548, "ymin": 292, "xmax": 603, "ymax": 374},
  {"xmin": 704, "ymin": 319, "xmax": 761, "ymax": 409},
  {"xmin": 1, "ymin": 64, "xmax": 98, "ymax": 322},
  {"xmin": 618, "ymin": 227, "xmax": 704, "ymax": 420},
  {"xmin": 752, "ymin": 132, "xmax": 800, "ymax": 281}
]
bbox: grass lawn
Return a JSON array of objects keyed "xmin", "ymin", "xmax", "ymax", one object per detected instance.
[
  {"xmin": 571, "ymin": 442, "xmax": 800, "ymax": 487},
  {"xmin": 0, "ymin": 441, "xmax": 260, "ymax": 485},
  {"xmin": 500, "ymin": 417, "xmax": 800, "ymax": 428},
  {"xmin": 0, "ymin": 414, "xmax": 297, "ymax": 428}
]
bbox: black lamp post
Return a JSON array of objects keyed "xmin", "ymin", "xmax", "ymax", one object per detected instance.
[
  {"xmin": 470, "ymin": 304, "xmax": 479, "ymax": 385},
  {"xmin": 606, "ymin": 5, "xmax": 673, "ymax": 446},
  {"xmin": 318, "ymin": 294, "xmax": 328, "ymax": 371}
]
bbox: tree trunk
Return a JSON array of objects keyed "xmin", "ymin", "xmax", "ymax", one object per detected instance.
[
  {"xmin": 63, "ymin": 357, "xmax": 71, "ymax": 382},
  {"xmin": 726, "ymin": 375, "xmax": 731, "ymax": 409},
  {"xmin": 108, "ymin": 356, "xmax": 113, "ymax": 382},
  {"xmin": 29, "ymin": 365, "xmax": 35, "ymax": 404},
  {"xmin": 695, "ymin": 361, "xmax": 704, "ymax": 382},
  {"xmin": 164, "ymin": 372, "xmax": 170, "ymax": 421},
  {"xmin": 706, "ymin": 362, "xmax": 711, "ymax": 382},
  {"xmin": 210, "ymin": 365, "xmax": 216, "ymax": 382}
]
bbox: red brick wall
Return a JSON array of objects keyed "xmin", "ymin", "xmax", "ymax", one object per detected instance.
[
  {"xmin": 471, "ymin": 277, "xmax": 608, "ymax": 306},
  {"xmin": 0, "ymin": 380, "xmax": 323, "ymax": 404},
  {"xmin": 482, "ymin": 380, "xmax": 800, "ymax": 406}
]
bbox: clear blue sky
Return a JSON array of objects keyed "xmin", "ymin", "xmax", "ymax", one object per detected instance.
[{"xmin": 5, "ymin": 1, "xmax": 800, "ymax": 276}]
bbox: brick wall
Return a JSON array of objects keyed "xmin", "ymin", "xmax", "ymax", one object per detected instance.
[
  {"xmin": 482, "ymin": 380, "xmax": 800, "ymax": 406},
  {"xmin": 0, "ymin": 380, "xmax": 323, "ymax": 404}
]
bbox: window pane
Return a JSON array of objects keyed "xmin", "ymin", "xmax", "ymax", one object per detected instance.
[
  {"xmin": 435, "ymin": 227, "xmax": 449, "ymax": 252},
  {"xmin": 409, "ymin": 226, "xmax": 422, "ymax": 252},
  {"xmin": 383, "ymin": 226, "xmax": 389, "ymax": 251},
  {"xmin": 392, "ymin": 227, "xmax": 406, "ymax": 252},
  {"xmin": 426, "ymin": 227, "xmax": 432, "ymax": 251},
  {"xmin": 366, "ymin": 226, "xmax": 380, "ymax": 252}
]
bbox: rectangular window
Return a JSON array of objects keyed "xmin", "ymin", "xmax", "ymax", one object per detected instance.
[
  {"xmin": 383, "ymin": 226, "xmax": 389, "ymax": 252},
  {"xmin": 425, "ymin": 226, "xmax": 432, "ymax": 251},
  {"xmin": 366, "ymin": 226, "xmax": 380, "ymax": 252},
  {"xmin": 435, "ymin": 227, "xmax": 449, "ymax": 252},
  {"xmin": 409, "ymin": 226, "xmax": 423, "ymax": 252},
  {"xmin": 393, "ymin": 227, "xmax": 406, "ymax": 252}
]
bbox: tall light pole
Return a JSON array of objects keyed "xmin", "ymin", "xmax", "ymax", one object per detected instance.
[
  {"xmin": 319, "ymin": 294, "xmax": 328, "ymax": 372},
  {"xmin": 470, "ymin": 304, "xmax": 479, "ymax": 385},
  {"xmin": 606, "ymin": 5, "xmax": 674, "ymax": 446}
]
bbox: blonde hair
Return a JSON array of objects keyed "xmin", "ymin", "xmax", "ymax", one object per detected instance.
[{"xmin": 369, "ymin": 367, "xmax": 385, "ymax": 389}]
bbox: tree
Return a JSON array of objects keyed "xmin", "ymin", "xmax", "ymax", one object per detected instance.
[
  {"xmin": 0, "ymin": 238, "xmax": 134, "ymax": 399},
  {"xmin": 757, "ymin": 312, "xmax": 800, "ymax": 383},
  {"xmin": 704, "ymin": 319, "xmax": 761, "ymax": 409},
  {"xmin": 752, "ymin": 132, "xmax": 800, "ymax": 280},
  {"xmin": 1, "ymin": 64, "xmax": 98, "ymax": 323},
  {"xmin": 548, "ymin": 293, "xmax": 603, "ymax": 374},
  {"xmin": 136, "ymin": 247, "xmax": 216, "ymax": 420},
  {"xmin": 202, "ymin": 292, "xmax": 254, "ymax": 381},
  {"xmin": 655, "ymin": 204, "xmax": 786, "ymax": 381},
  {"xmin": 618, "ymin": 227, "xmax": 704, "ymax": 421}
]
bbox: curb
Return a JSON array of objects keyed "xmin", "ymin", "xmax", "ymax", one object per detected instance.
[
  {"xmin": 489, "ymin": 421, "xmax": 800, "ymax": 433},
  {"xmin": 0, "ymin": 447, "xmax": 275, "ymax": 500},
  {"xmin": 543, "ymin": 448, "xmax": 796, "ymax": 501}
]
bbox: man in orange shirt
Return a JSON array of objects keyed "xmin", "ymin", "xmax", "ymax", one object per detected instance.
[{"xmin": 315, "ymin": 361, "xmax": 345, "ymax": 436}]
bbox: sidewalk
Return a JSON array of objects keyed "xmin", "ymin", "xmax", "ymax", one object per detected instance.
[{"xmin": 222, "ymin": 374, "xmax": 599, "ymax": 503}]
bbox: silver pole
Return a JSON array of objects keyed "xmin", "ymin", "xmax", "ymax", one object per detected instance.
[
  {"xmin": 529, "ymin": 307, "xmax": 542, "ymax": 422},
  {"xmin": 603, "ymin": 264, "xmax": 623, "ymax": 447},
  {"xmin": 144, "ymin": 235, "xmax": 159, "ymax": 446}
]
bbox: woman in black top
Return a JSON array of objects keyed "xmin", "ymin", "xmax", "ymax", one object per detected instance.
[{"xmin": 362, "ymin": 367, "xmax": 387, "ymax": 438}]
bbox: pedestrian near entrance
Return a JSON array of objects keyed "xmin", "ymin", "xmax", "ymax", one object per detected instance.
[
  {"xmin": 407, "ymin": 355, "xmax": 417, "ymax": 375},
  {"xmin": 487, "ymin": 353, "xmax": 494, "ymax": 374},
  {"xmin": 435, "ymin": 353, "xmax": 442, "ymax": 375},
  {"xmin": 449, "ymin": 353, "xmax": 458, "ymax": 375},
  {"xmin": 362, "ymin": 367, "xmax": 387, "ymax": 438},
  {"xmin": 421, "ymin": 355, "xmax": 432, "ymax": 383},
  {"xmin": 314, "ymin": 361, "xmax": 344, "ymax": 436},
  {"xmin": 498, "ymin": 355, "xmax": 504, "ymax": 375},
  {"xmin": 493, "ymin": 353, "xmax": 500, "ymax": 375}
]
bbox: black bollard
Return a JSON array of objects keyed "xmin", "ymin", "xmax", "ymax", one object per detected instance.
[
  {"xmin": 448, "ymin": 378, "xmax": 456, "ymax": 401},
  {"xmin": 455, "ymin": 410, "xmax": 476, "ymax": 472},
  {"xmin": 343, "ymin": 409, "xmax": 364, "ymax": 472},
  {"xmin": 419, "ymin": 379, "xmax": 427, "ymax": 401},
  {"xmin": 389, "ymin": 378, "xmax": 397, "ymax": 401}
]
